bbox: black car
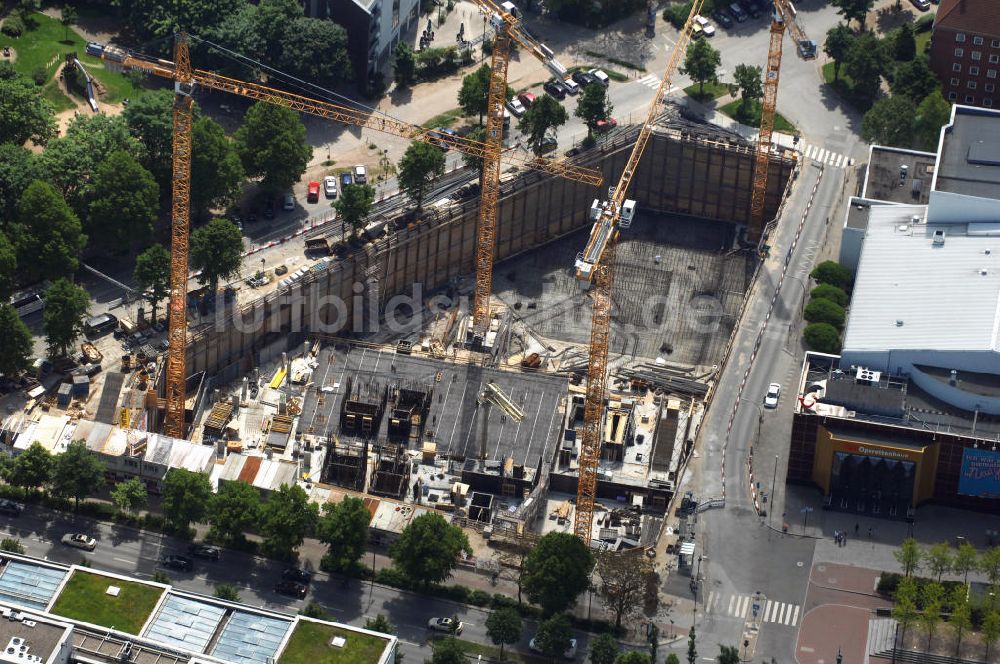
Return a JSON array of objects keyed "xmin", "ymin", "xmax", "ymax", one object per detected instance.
[
  {"xmin": 187, "ymin": 544, "xmax": 221, "ymax": 561},
  {"xmin": 797, "ymin": 39, "xmax": 817, "ymax": 59},
  {"xmin": 571, "ymin": 70, "xmax": 596, "ymax": 87},
  {"xmin": 282, "ymin": 568, "xmax": 314, "ymax": 585},
  {"xmin": 263, "ymin": 198, "xmax": 275, "ymax": 220},
  {"xmin": 543, "ymin": 79, "xmax": 566, "ymax": 100},
  {"xmin": 0, "ymin": 499, "xmax": 23, "ymax": 517},
  {"xmin": 275, "ymin": 580, "xmax": 308, "ymax": 599},
  {"xmin": 161, "ymin": 554, "xmax": 193, "ymax": 572},
  {"xmin": 712, "ymin": 9, "xmax": 734, "ymax": 28}
]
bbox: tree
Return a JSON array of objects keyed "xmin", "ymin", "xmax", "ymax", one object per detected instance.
[
  {"xmin": 88, "ymin": 151, "xmax": 160, "ymax": 251},
  {"xmin": 42, "ymin": 279, "xmax": 89, "ymax": 358},
  {"xmin": 51, "ymin": 440, "xmax": 105, "ymax": 510},
  {"xmin": 733, "ymin": 64, "xmax": 763, "ymax": 119},
  {"xmin": 394, "ymin": 42, "xmax": 416, "ymax": 86},
  {"xmin": 0, "ymin": 144, "xmax": 42, "ymax": 220},
  {"xmin": 123, "ymin": 90, "xmax": 177, "ymax": 187},
  {"xmin": 716, "ymin": 646, "xmax": 740, "ymax": 664},
  {"xmin": 4, "ymin": 442, "xmax": 53, "ymax": 499},
  {"xmin": 60, "ymin": 5, "xmax": 77, "ymax": 41},
  {"xmin": 317, "ymin": 495, "xmax": 369, "ymax": 572},
  {"xmin": 523, "ymin": 532, "xmax": 595, "ymax": 616},
  {"xmin": 920, "ymin": 581, "xmax": 944, "ymax": 650},
  {"xmin": 214, "ymin": 583, "xmax": 241, "ymax": 601},
  {"xmin": 0, "ymin": 233, "xmax": 17, "ymax": 304},
  {"xmin": 365, "ymin": 614, "xmax": 394, "ymax": 633},
  {"xmin": 575, "ymin": 83, "xmax": 614, "ymax": 137},
  {"xmin": 13, "ymin": 181, "xmax": 87, "ymax": 283},
  {"xmin": 278, "ymin": 17, "xmax": 351, "ymax": 87},
  {"xmin": 190, "ymin": 217, "xmax": 244, "ymax": 292},
  {"xmin": 615, "ymin": 653, "xmax": 650, "ymax": 664},
  {"xmin": 895, "ymin": 538, "xmax": 923, "ymax": 577},
  {"xmin": 462, "ymin": 126, "xmax": 487, "ymax": 173},
  {"xmin": 597, "ymin": 550, "xmax": 653, "ymax": 630},
  {"xmin": 191, "ymin": 117, "xmax": 244, "ymax": 218},
  {"xmin": 981, "ymin": 547, "xmax": 1000, "ymax": 587},
  {"xmin": 208, "ymin": 480, "xmax": 260, "ymax": 546},
  {"xmin": 260, "ymin": 483, "xmax": 319, "ymax": 560},
  {"xmin": 892, "ymin": 59, "xmax": 938, "ymax": 102},
  {"xmin": 982, "ymin": 610, "xmax": 1000, "ymax": 662},
  {"xmin": 589, "ymin": 633, "xmax": 619, "ymax": 664},
  {"xmin": 459, "ymin": 65, "xmax": 492, "ymax": 124},
  {"xmin": 111, "ymin": 478, "xmax": 148, "ymax": 514},
  {"xmin": 398, "ymin": 142, "xmax": 446, "ymax": 211},
  {"xmin": 925, "ymin": 542, "xmax": 953, "ymax": 581},
  {"xmin": 824, "ymin": 25, "xmax": 855, "ymax": 82},
  {"xmin": 518, "ymin": 92, "xmax": 569, "ymax": 153},
  {"xmin": 112, "ymin": 0, "xmax": 243, "ymax": 42},
  {"xmin": 952, "ymin": 541, "xmax": 979, "ymax": 584},
  {"xmin": 810, "ymin": 261, "xmax": 852, "ymax": 289},
  {"xmin": 687, "ymin": 626, "xmax": 697, "ymax": 664},
  {"xmin": 534, "ymin": 613, "xmax": 572, "ymax": 661},
  {"xmin": 161, "ymin": 469, "xmax": 213, "ymax": 532},
  {"xmin": 0, "ymin": 74, "xmax": 56, "ymax": 146},
  {"xmin": 861, "ymin": 97, "xmax": 915, "ymax": 148},
  {"xmin": 892, "ymin": 576, "xmax": 919, "ymax": 648},
  {"xmin": 485, "ymin": 607, "xmax": 522, "ymax": 661},
  {"xmin": 300, "ymin": 601, "xmax": 328, "ymax": 619},
  {"xmin": 390, "ymin": 511, "xmax": 471, "ymax": 587},
  {"xmin": 134, "ymin": 244, "xmax": 172, "ymax": 324},
  {"xmin": 948, "ymin": 584, "xmax": 971, "ymax": 657},
  {"xmin": 681, "ymin": 38, "xmax": 722, "ymax": 95},
  {"xmin": 845, "ymin": 32, "xmax": 884, "ymax": 103},
  {"xmin": 234, "ymin": 102, "xmax": 312, "ymax": 194},
  {"xmin": 810, "ymin": 285, "xmax": 849, "ymax": 308},
  {"xmin": 830, "ymin": 0, "xmax": 874, "ymax": 29},
  {"xmin": 803, "ymin": 298, "xmax": 846, "ymax": 329},
  {"xmin": 914, "ymin": 92, "xmax": 952, "ymax": 151},
  {"xmin": 0, "ymin": 304, "xmax": 33, "ymax": 379},
  {"xmin": 0, "ymin": 539, "xmax": 25, "ymax": 554},
  {"xmin": 893, "ymin": 23, "xmax": 916, "ymax": 61},
  {"xmin": 428, "ymin": 636, "xmax": 466, "ymax": 664},
  {"xmin": 334, "ymin": 184, "xmax": 376, "ymax": 237}
]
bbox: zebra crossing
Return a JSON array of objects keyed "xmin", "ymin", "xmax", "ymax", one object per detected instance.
[
  {"xmin": 800, "ymin": 143, "xmax": 851, "ymax": 168},
  {"xmin": 705, "ymin": 592, "xmax": 802, "ymax": 627},
  {"xmin": 636, "ymin": 73, "xmax": 681, "ymax": 94}
]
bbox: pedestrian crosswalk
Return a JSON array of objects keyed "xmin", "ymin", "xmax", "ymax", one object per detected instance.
[
  {"xmin": 705, "ymin": 592, "xmax": 802, "ymax": 627},
  {"xmin": 800, "ymin": 143, "xmax": 852, "ymax": 168},
  {"xmin": 636, "ymin": 73, "xmax": 681, "ymax": 94}
]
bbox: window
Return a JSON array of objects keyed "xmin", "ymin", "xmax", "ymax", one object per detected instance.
[
  {"xmin": 991, "ymin": 55, "xmax": 1000, "ymax": 64},
  {"xmin": 973, "ymin": 51, "xmax": 982, "ymax": 61},
  {"xmin": 954, "ymin": 63, "xmax": 963, "ymax": 72},
  {"xmin": 968, "ymin": 81, "xmax": 978, "ymax": 89},
  {"xmin": 987, "ymin": 83, "xmax": 996, "ymax": 92},
  {"xmin": 971, "ymin": 66, "xmax": 980, "ymax": 75},
  {"xmin": 974, "ymin": 36, "xmax": 984, "ymax": 45},
  {"xmin": 986, "ymin": 98, "xmax": 994, "ymax": 107},
  {"xmin": 951, "ymin": 77, "xmax": 961, "ymax": 86},
  {"xmin": 966, "ymin": 95, "xmax": 975, "ymax": 103},
  {"xmin": 956, "ymin": 33, "xmax": 966, "ymax": 42},
  {"xmin": 956, "ymin": 48, "xmax": 965, "ymax": 57},
  {"xmin": 993, "ymin": 39, "xmax": 1000, "ymax": 48},
  {"xmin": 990, "ymin": 69, "xmax": 998, "ymax": 78},
  {"xmin": 949, "ymin": 91, "xmax": 958, "ymax": 100}
]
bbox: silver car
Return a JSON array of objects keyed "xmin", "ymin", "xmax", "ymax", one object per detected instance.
[{"xmin": 61, "ymin": 533, "xmax": 97, "ymax": 551}]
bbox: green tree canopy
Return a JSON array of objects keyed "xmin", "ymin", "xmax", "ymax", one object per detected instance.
[
  {"xmin": 190, "ymin": 217, "xmax": 244, "ymax": 292},
  {"xmin": 390, "ymin": 511, "xmax": 471, "ymax": 586},
  {"xmin": 260, "ymin": 483, "xmax": 319, "ymax": 560},
  {"xmin": 191, "ymin": 116, "xmax": 245, "ymax": 218},
  {"xmin": 824, "ymin": 24, "xmax": 856, "ymax": 82},
  {"xmin": 213, "ymin": 583, "xmax": 241, "ymax": 602},
  {"xmin": 123, "ymin": 90, "xmax": 179, "ymax": 187},
  {"xmin": 895, "ymin": 537, "xmax": 923, "ymax": 577},
  {"xmin": 235, "ymin": 102, "xmax": 312, "ymax": 194},
  {"xmin": 42, "ymin": 279, "xmax": 89, "ymax": 358},
  {"xmin": 112, "ymin": 0, "xmax": 243, "ymax": 42},
  {"xmin": 111, "ymin": 477, "xmax": 149, "ymax": 514},
  {"xmin": 575, "ymin": 82, "xmax": 614, "ymax": 137},
  {"xmin": 317, "ymin": 495, "xmax": 370, "ymax": 573},
  {"xmin": 589, "ymin": 633, "xmax": 619, "ymax": 664},
  {"xmin": 733, "ymin": 64, "xmax": 763, "ymax": 117},
  {"xmin": 0, "ymin": 144, "xmax": 43, "ymax": 220},
  {"xmin": 893, "ymin": 23, "xmax": 916, "ymax": 61},
  {"xmin": 364, "ymin": 614, "xmax": 393, "ymax": 633},
  {"xmin": 13, "ymin": 181, "xmax": 87, "ymax": 283},
  {"xmin": 862, "ymin": 96, "xmax": 915, "ymax": 148},
  {"xmin": 615, "ymin": 653, "xmax": 650, "ymax": 664},
  {"xmin": 60, "ymin": 5, "xmax": 77, "ymax": 40},
  {"xmin": 0, "ymin": 233, "xmax": 14, "ymax": 304},
  {"xmin": 518, "ymin": 95, "xmax": 568, "ymax": 153},
  {"xmin": 891, "ymin": 59, "xmax": 939, "ymax": 102},
  {"xmin": 980, "ymin": 546, "xmax": 1000, "ymax": 586},
  {"xmin": 948, "ymin": 584, "xmax": 972, "ymax": 656},
  {"xmin": 0, "ymin": 304, "xmax": 32, "ymax": 378},
  {"xmin": 51, "ymin": 440, "xmax": 105, "ymax": 510},
  {"xmin": 534, "ymin": 613, "xmax": 573, "ymax": 660},
  {"xmin": 161, "ymin": 468, "xmax": 213, "ymax": 532},
  {"xmin": 914, "ymin": 92, "xmax": 952, "ymax": 151},
  {"xmin": 666, "ymin": 655, "xmax": 681, "ymax": 664},
  {"xmin": 334, "ymin": 183, "xmax": 376, "ymax": 236},
  {"xmin": 88, "ymin": 151, "xmax": 160, "ymax": 251},
  {"xmin": 399, "ymin": 141, "xmax": 446, "ymax": 211},
  {"xmin": 597, "ymin": 549, "xmax": 653, "ymax": 630},
  {"xmin": 687, "ymin": 626, "xmax": 697, "ymax": 664},
  {"xmin": 892, "ymin": 576, "xmax": 920, "ymax": 644},
  {"xmin": 458, "ymin": 65, "xmax": 491, "ymax": 124},
  {"xmin": 810, "ymin": 284, "xmax": 849, "ymax": 307},
  {"xmin": 462, "ymin": 126, "xmax": 487, "ymax": 173},
  {"xmin": 394, "ymin": 42, "xmax": 416, "ymax": 86},
  {"xmin": 925, "ymin": 541, "xmax": 953, "ymax": 581},
  {"xmin": 804, "ymin": 298, "xmax": 846, "ymax": 329},
  {"xmin": 810, "ymin": 261, "xmax": 852, "ymax": 289},
  {"xmin": 134, "ymin": 244, "xmax": 172, "ymax": 324},
  {"xmin": 681, "ymin": 38, "xmax": 722, "ymax": 95},
  {"xmin": 0, "ymin": 72, "xmax": 56, "ymax": 146},
  {"xmin": 485, "ymin": 606, "xmax": 522, "ymax": 661},
  {"xmin": 803, "ymin": 323, "xmax": 841, "ymax": 353},
  {"xmin": 982, "ymin": 610, "xmax": 1000, "ymax": 661},
  {"xmin": 831, "ymin": 0, "xmax": 874, "ymax": 29},
  {"xmin": 845, "ymin": 32, "xmax": 885, "ymax": 103},
  {"xmin": 952, "ymin": 541, "xmax": 979, "ymax": 583},
  {"xmin": 278, "ymin": 16, "xmax": 351, "ymax": 87},
  {"xmin": 3, "ymin": 442, "xmax": 52, "ymax": 499},
  {"xmin": 523, "ymin": 532, "xmax": 594, "ymax": 616},
  {"xmin": 715, "ymin": 646, "xmax": 739, "ymax": 664},
  {"xmin": 428, "ymin": 636, "xmax": 466, "ymax": 664},
  {"xmin": 208, "ymin": 480, "xmax": 261, "ymax": 546}
]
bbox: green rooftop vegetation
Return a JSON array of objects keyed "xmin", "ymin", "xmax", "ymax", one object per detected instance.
[
  {"xmin": 49, "ymin": 570, "xmax": 164, "ymax": 634},
  {"xmin": 278, "ymin": 621, "xmax": 390, "ymax": 664}
]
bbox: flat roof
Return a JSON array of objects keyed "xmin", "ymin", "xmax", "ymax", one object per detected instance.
[
  {"xmin": 863, "ymin": 146, "xmax": 937, "ymax": 205},
  {"xmin": 0, "ymin": 558, "xmax": 67, "ymax": 611},
  {"xmin": 0, "ymin": 608, "xmax": 70, "ymax": 663},
  {"xmin": 143, "ymin": 593, "xmax": 226, "ymax": 653},
  {"xmin": 934, "ymin": 106, "xmax": 1000, "ymax": 200},
  {"xmin": 210, "ymin": 607, "xmax": 291, "ymax": 664}
]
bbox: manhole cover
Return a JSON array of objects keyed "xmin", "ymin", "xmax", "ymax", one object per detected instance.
[
  {"xmin": 797, "ymin": 561, "xmax": 804, "ymax": 567},
  {"xmin": 817, "ymin": 565, "xmax": 826, "ymax": 572}
]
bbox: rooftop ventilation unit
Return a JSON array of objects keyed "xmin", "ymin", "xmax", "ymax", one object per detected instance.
[
  {"xmin": 855, "ymin": 367, "xmax": 881, "ymax": 384},
  {"xmin": 933, "ymin": 229, "xmax": 945, "ymax": 246}
]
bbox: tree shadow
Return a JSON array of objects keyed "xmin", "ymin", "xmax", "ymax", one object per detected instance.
[{"xmin": 876, "ymin": 6, "xmax": 918, "ymax": 34}]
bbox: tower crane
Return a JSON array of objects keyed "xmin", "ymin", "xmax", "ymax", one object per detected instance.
[
  {"xmin": 571, "ymin": 2, "xmax": 705, "ymax": 542},
  {"xmin": 88, "ymin": 36, "xmax": 602, "ymax": 439}
]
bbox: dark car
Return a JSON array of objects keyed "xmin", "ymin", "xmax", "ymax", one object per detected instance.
[
  {"xmin": 263, "ymin": 198, "xmax": 275, "ymax": 220},
  {"xmin": 282, "ymin": 568, "xmax": 313, "ymax": 585},
  {"xmin": 797, "ymin": 39, "xmax": 817, "ymax": 59},
  {"xmin": 0, "ymin": 499, "xmax": 24, "ymax": 517},
  {"xmin": 537, "ymin": 136, "xmax": 558, "ymax": 154},
  {"xmin": 275, "ymin": 580, "xmax": 308, "ymax": 599},
  {"xmin": 340, "ymin": 171, "xmax": 354, "ymax": 188},
  {"xmin": 161, "ymin": 554, "xmax": 193, "ymax": 572},
  {"xmin": 543, "ymin": 79, "xmax": 566, "ymax": 100},
  {"xmin": 712, "ymin": 9, "xmax": 733, "ymax": 28},
  {"xmin": 187, "ymin": 544, "xmax": 221, "ymax": 561},
  {"xmin": 571, "ymin": 70, "xmax": 596, "ymax": 87}
]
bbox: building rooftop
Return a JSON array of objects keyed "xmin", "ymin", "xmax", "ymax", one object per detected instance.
[
  {"xmin": 934, "ymin": 0, "xmax": 1000, "ymax": 37},
  {"xmin": 0, "ymin": 608, "xmax": 71, "ymax": 664},
  {"xmin": 933, "ymin": 106, "xmax": 1000, "ymax": 200},
  {"xmin": 842, "ymin": 204, "xmax": 1000, "ymax": 354},
  {"xmin": 862, "ymin": 146, "xmax": 937, "ymax": 205}
]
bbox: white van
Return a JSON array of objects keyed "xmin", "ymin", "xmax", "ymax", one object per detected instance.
[
  {"xmin": 589, "ymin": 68, "xmax": 610, "ymax": 87},
  {"xmin": 560, "ymin": 77, "xmax": 580, "ymax": 95}
]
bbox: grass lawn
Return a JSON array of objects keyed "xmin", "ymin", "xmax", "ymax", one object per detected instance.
[
  {"xmin": 421, "ymin": 107, "xmax": 464, "ymax": 129},
  {"xmin": 428, "ymin": 636, "xmax": 548, "ymax": 664},
  {"xmin": 49, "ymin": 570, "xmax": 163, "ymax": 634},
  {"xmin": 684, "ymin": 80, "xmax": 731, "ymax": 102},
  {"xmin": 278, "ymin": 622, "xmax": 390, "ymax": 664},
  {"xmin": 915, "ymin": 30, "xmax": 931, "ymax": 57},
  {"xmin": 0, "ymin": 11, "xmax": 151, "ymax": 110},
  {"xmin": 718, "ymin": 99, "xmax": 797, "ymax": 134}
]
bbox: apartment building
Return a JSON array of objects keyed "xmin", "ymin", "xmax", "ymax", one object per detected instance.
[{"xmin": 929, "ymin": 0, "xmax": 1000, "ymax": 108}]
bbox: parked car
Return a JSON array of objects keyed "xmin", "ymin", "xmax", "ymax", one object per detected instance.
[
  {"xmin": 571, "ymin": 70, "xmax": 597, "ymax": 87},
  {"xmin": 543, "ymin": 79, "xmax": 567, "ymax": 100},
  {"xmin": 529, "ymin": 637, "xmax": 578, "ymax": 659},
  {"xmin": 517, "ymin": 91, "xmax": 537, "ymax": 108},
  {"xmin": 323, "ymin": 175, "xmax": 338, "ymax": 199},
  {"xmin": 909, "ymin": 0, "xmax": 930, "ymax": 9},
  {"xmin": 427, "ymin": 617, "xmax": 463, "ymax": 634},
  {"xmin": 275, "ymin": 580, "xmax": 308, "ymax": 599},
  {"xmin": 187, "ymin": 544, "xmax": 221, "ymax": 561},
  {"xmin": 263, "ymin": 198, "xmax": 275, "ymax": 219},
  {"xmin": 797, "ymin": 39, "xmax": 817, "ymax": 59},
  {"xmin": 692, "ymin": 22, "xmax": 705, "ymax": 38},
  {"xmin": 507, "ymin": 97, "xmax": 527, "ymax": 117},
  {"xmin": 729, "ymin": 2, "xmax": 748, "ymax": 21},
  {"xmin": 596, "ymin": 118, "xmax": 618, "ymax": 132},
  {"xmin": 560, "ymin": 77, "xmax": 580, "ymax": 95},
  {"xmin": 282, "ymin": 568, "xmax": 314, "ymax": 585},
  {"xmin": 712, "ymin": 9, "xmax": 734, "ymax": 28},
  {"xmin": 764, "ymin": 382, "xmax": 781, "ymax": 408},
  {"xmin": 353, "ymin": 165, "xmax": 367, "ymax": 184},
  {"xmin": 428, "ymin": 127, "xmax": 458, "ymax": 150},
  {"xmin": 537, "ymin": 136, "xmax": 558, "ymax": 153},
  {"xmin": 282, "ymin": 193, "xmax": 295, "ymax": 211},
  {"xmin": 694, "ymin": 15, "xmax": 716, "ymax": 36},
  {"xmin": 588, "ymin": 68, "xmax": 610, "ymax": 86},
  {"xmin": 0, "ymin": 499, "xmax": 24, "ymax": 517},
  {"xmin": 161, "ymin": 555, "xmax": 193, "ymax": 572},
  {"xmin": 306, "ymin": 181, "xmax": 320, "ymax": 203},
  {"xmin": 84, "ymin": 313, "xmax": 118, "ymax": 338},
  {"xmin": 61, "ymin": 533, "xmax": 97, "ymax": 551}
]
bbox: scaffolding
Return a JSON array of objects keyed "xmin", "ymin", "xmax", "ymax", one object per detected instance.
[
  {"xmin": 322, "ymin": 435, "xmax": 368, "ymax": 492},
  {"xmin": 370, "ymin": 440, "xmax": 409, "ymax": 500}
]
